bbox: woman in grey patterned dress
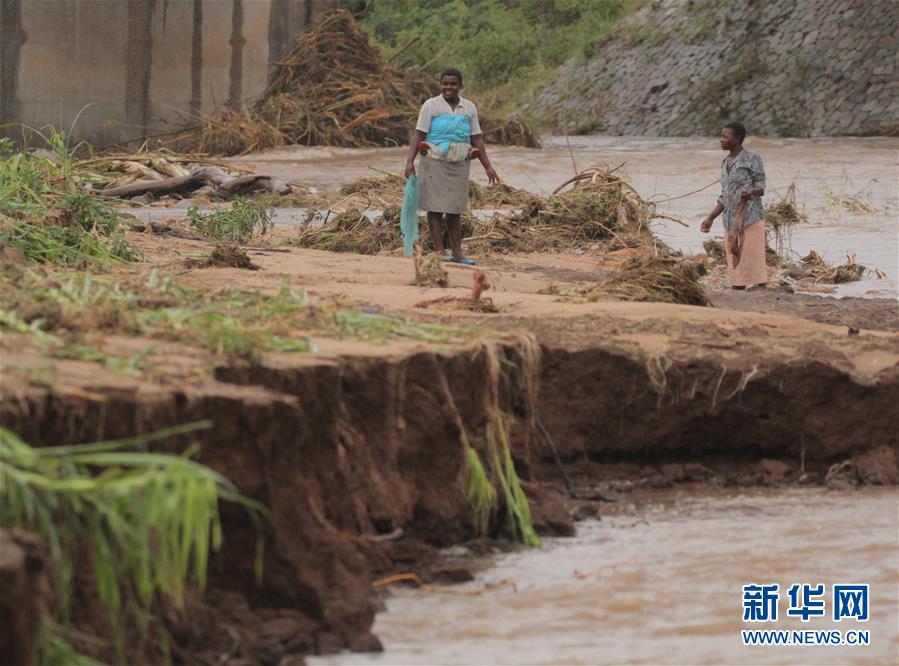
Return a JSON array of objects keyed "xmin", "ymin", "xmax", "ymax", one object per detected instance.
[{"xmin": 701, "ymin": 122, "xmax": 768, "ymax": 289}]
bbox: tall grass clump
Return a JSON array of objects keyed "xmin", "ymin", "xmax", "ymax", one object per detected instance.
[
  {"xmin": 187, "ymin": 198, "xmax": 274, "ymax": 241},
  {"xmin": 0, "ymin": 129, "xmax": 136, "ymax": 268},
  {"xmin": 0, "ymin": 422, "xmax": 266, "ymax": 662},
  {"xmin": 459, "ymin": 341, "xmax": 541, "ymax": 547},
  {"xmin": 487, "ymin": 416, "xmax": 541, "ymax": 547},
  {"xmin": 463, "ymin": 414, "xmax": 540, "ymax": 547},
  {"xmin": 465, "ymin": 445, "xmax": 496, "ymax": 535}
]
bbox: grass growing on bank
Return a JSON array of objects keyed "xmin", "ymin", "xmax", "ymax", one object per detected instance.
[
  {"xmin": 461, "ymin": 341, "xmax": 541, "ymax": 547},
  {"xmin": 465, "ymin": 444, "xmax": 496, "ymax": 535},
  {"xmin": 0, "ymin": 267, "xmax": 474, "ymax": 369},
  {"xmin": 0, "ymin": 422, "xmax": 266, "ymax": 663}
]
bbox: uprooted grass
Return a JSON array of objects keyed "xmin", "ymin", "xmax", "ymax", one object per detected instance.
[
  {"xmin": 0, "ymin": 422, "xmax": 266, "ymax": 663},
  {"xmin": 0, "ymin": 132, "xmax": 138, "ymax": 268},
  {"xmin": 481, "ymin": 342, "xmax": 542, "ymax": 547},
  {"xmin": 764, "ymin": 184, "xmax": 808, "ymax": 230},
  {"xmin": 589, "ymin": 252, "xmax": 711, "ymax": 306},
  {"xmin": 451, "ymin": 340, "xmax": 541, "ymax": 547},
  {"xmin": 335, "ymin": 173, "xmax": 538, "ymax": 210},
  {"xmin": 801, "ymin": 250, "xmax": 867, "ymax": 284},
  {"xmin": 465, "ymin": 446, "xmax": 496, "ymax": 535},
  {"xmin": 764, "ymin": 183, "xmax": 809, "ymax": 259},
  {"xmin": 294, "ymin": 207, "xmax": 402, "ymax": 254},
  {"xmin": 168, "ymin": 10, "xmax": 539, "ymax": 155},
  {"xmin": 463, "ymin": 171, "xmax": 656, "ymax": 254},
  {"xmin": 820, "ymin": 182, "xmax": 878, "ymax": 215},
  {"xmin": 0, "ymin": 266, "xmax": 475, "ymax": 365},
  {"xmin": 299, "ymin": 169, "xmax": 656, "ymax": 256}
]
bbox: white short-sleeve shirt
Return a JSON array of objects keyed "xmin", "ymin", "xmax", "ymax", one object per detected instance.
[{"xmin": 415, "ymin": 95, "xmax": 482, "ymax": 136}]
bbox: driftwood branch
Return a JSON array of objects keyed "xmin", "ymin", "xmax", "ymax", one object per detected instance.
[{"xmin": 89, "ymin": 167, "xmax": 292, "ymax": 200}]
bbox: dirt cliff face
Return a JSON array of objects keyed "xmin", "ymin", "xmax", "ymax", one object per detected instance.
[
  {"xmin": 529, "ymin": 0, "xmax": 899, "ymax": 137},
  {"xmin": 2, "ymin": 292, "xmax": 897, "ymax": 662},
  {"xmin": 540, "ymin": 345, "xmax": 899, "ymax": 463},
  {"xmin": 1, "ymin": 339, "xmax": 547, "ymax": 664}
]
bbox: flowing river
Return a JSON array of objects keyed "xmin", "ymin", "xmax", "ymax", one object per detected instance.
[
  {"xmin": 290, "ymin": 137, "xmax": 897, "ymax": 664},
  {"xmin": 134, "ymin": 135, "xmax": 899, "ymax": 663},
  {"xmin": 310, "ymin": 488, "xmax": 898, "ymax": 665}
]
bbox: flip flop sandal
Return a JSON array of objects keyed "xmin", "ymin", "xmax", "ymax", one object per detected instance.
[
  {"xmin": 452, "ymin": 257, "xmax": 476, "ymax": 266},
  {"xmin": 442, "ymin": 255, "xmax": 454, "ymax": 262}
]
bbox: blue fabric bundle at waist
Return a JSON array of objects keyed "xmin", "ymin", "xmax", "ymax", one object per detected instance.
[{"xmin": 426, "ymin": 114, "xmax": 471, "ymax": 156}]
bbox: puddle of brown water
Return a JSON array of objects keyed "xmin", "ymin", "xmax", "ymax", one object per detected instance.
[
  {"xmin": 310, "ymin": 488, "xmax": 898, "ymax": 666},
  {"xmin": 232, "ymin": 136, "xmax": 898, "ymax": 299}
]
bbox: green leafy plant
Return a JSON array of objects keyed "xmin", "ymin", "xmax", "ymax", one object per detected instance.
[
  {"xmin": 488, "ymin": 416, "xmax": 542, "ymax": 547},
  {"xmin": 0, "ymin": 127, "xmax": 137, "ymax": 268},
  {"xmin": 465, "ymin": 445, "xmax": 496, "ymax": 535},
  {"xmin": 187, "ymin": 198, "xmax": 274, "ymax": 241},
  {"xmin": 0, "ymin": 422, "xmax": 267, "ymax": 662}
]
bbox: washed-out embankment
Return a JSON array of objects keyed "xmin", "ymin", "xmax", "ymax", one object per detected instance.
[
  {"xmin": 529, "ymin": 0, "xmax": 899, "ymax": 137},
  {"xmin": 2, "ymin": 329, "xmax": 897, "ymax": 663}
]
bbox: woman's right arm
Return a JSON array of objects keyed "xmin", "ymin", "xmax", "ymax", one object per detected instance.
[
  {"xmin": 701, "ymin": 201, "xmax": 724, "ymax": 233},
  {"xmin": 404, "ymin": 129, "xmax": 426, "ymax": 178}
]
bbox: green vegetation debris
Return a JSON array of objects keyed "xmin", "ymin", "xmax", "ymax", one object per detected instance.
[
  {"xmin": 0, "ymin": 422, "xmax": 265, "ymax": 662},
  {"xmin": 465, "ymin": 446, "xmax": 496, "ymax": 535},
  {"xmin": 0, "ymin": 267, "xmax": 478, "ymax": 369},
  {"xmin": 0, "ymin": 132, "xmax": 137, "ymax": 268}
]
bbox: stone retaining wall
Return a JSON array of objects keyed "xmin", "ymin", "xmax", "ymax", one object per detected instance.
[{"xmin": 527, "ymin": 0, "xmax": 898, "ymax": 137}]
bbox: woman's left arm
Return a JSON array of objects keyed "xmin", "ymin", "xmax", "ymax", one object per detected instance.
[
  {"xmin": 471, "ymin": 134, "xmax": 499, "ymax": 185},
  {"xmin": 741, "ymin": 154, "xmax": 766, "ymax": 200}
]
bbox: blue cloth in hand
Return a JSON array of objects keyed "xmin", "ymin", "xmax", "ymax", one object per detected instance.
[{"xmin": 401, "ymin": 174, "xmax": 420, "ymax": 257}]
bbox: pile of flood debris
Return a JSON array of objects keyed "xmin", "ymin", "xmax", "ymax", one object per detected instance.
[{"xmin": 168, "ymin": 10, "xmax": 540, "ymax": 156}]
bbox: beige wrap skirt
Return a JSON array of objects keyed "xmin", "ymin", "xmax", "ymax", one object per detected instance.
[
  {"xmin": 418, "ymin": 155, "xmax": 470, "ymax": 214},
  {"xmin": 724, "ymin": 219, "xmax": 767, "ymax": 287}
]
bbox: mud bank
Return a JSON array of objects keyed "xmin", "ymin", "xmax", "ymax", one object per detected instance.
[
  {"xmin": 539, "ymin": 335, "xmax": 899, "ymax": 464},
  {"xmin": 2, "ymin": 321, "xmax": 897, "ymax": 662},
  {"xmin": 1, "ymin": 338, "xmax": 545, "ymax": 663}
]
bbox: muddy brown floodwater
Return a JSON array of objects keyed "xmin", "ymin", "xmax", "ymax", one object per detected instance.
[
  {"xmin": 233, "ymin": 136, "xmax": 896, "ymax": 664},
  {"xmin": 311, "ymin": 488, "xmax": 898, "ymax": 666}
]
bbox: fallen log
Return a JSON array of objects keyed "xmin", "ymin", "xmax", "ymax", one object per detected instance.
[{"xmin": 88, "ymin": 166, "xmax": 292, "ymax": 200}]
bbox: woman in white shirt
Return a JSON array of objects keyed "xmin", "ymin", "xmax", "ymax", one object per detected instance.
[{"xmin": 403, "ymin": 68, "xmax": 499, "ymax": 265}]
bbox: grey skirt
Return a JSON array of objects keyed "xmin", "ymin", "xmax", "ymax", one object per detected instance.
[{"xmin": 418, "ymin": 156, "xmax": 470, "ymax": 214}]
